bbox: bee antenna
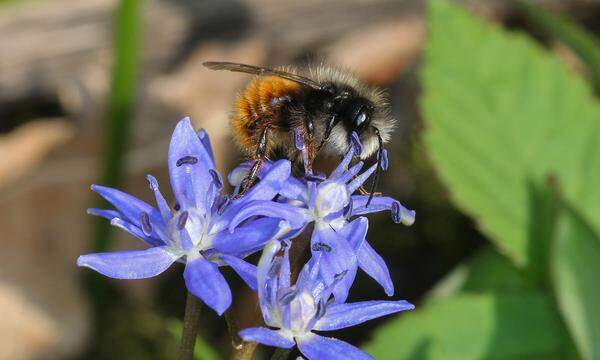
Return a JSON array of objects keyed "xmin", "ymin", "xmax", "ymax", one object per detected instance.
[{"xmin": 366, "ymin": 128, "xmax": 384, "ymax": 208}]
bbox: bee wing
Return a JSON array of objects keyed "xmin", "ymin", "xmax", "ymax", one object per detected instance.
[{"xmin": 203, "ymin": 61, "xmax": 322, "ymax": 89}]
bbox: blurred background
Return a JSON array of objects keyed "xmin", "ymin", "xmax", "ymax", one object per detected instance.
[{"xmin": 0, "ymin": 0, "xmax": 599, "ymax": 359}]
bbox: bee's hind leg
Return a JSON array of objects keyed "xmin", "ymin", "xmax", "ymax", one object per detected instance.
[{"xmin": 237, "ymin": 125, "xmax": 272, "ymax": 197}]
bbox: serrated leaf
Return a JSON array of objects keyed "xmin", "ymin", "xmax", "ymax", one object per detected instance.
[
  {"xmin": 422, "ymin": 0, "xmax": 600, "ymax": 266},
  {"xmin": 552, "ymin": 205, "xmax": 600, "ymax": 360},
  {"xmin": 363, "ymin": 293, "xmax": 567, "ymax": 359}
]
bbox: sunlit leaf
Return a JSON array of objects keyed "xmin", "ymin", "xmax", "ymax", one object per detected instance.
[
  {"xmin": 422, "ymin": 0, "xmax": 600, "ymax": 266},
  {"xmin": 363, "ymin": 293, "xmax": 568, "ymax": 359}
]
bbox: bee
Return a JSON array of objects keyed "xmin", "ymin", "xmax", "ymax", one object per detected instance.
[{"xmin": 203, "ymin": 61, "xmax": 395, "ymax": 204}]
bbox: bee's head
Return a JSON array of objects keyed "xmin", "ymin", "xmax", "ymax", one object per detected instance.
[{"xmin": 321, "ymin": 83, "xmax": 375, "ymax": 135}]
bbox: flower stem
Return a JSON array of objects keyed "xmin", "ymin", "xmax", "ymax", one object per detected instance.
[
  {"xmin": 224, "ymin": 309, "xmax": 243, "ymax": 349},
  {"xmin": 180, "ymin": 291, "xmax": 203, "ymax": 360}
]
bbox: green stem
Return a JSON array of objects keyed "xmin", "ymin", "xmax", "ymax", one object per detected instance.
[
  {"xmin": 180, "ymin": 291, "xmax": 203, "ymax": 360},
  {"xmin": 224, "ymin": 309, "xmax": 244, "ymax": 350}
]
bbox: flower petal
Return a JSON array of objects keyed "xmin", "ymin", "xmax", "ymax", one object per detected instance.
[
  {"xmin": 257, "ymin": 240, "xmax": 283, "ymax": 324},
  {"xmin": 239, "ymin": 159, "xmax": 291, "ymax": 202},
  {"xmin": 109, "ymin": 218, "xmax": 164, "ymax": 247},
  {"xmin": 227, "ymin": 200, "xmax": 308, "ymax": 232},
  {"xmin": 296, "ymin": 333, "xmax": 373, "ymax": 360},
  {"xmin": 168, "ymin": 117, "xmax": 215, "ymax": 212},
  {"xmin": 311, "ymin": 224, "xmax": 356, "ymax": 289},
  {"xmin": 212, "ymin": 217, "xmax": 281, "ymax": 255},
  {"xmin": 220, "ymin": 254, "xmax": 257, "ymax": 291},
  {"xmin": 357, "ymin": 240, "xmax": 394, "ymax": 296},
  {"xmin": 91, "ymin": 185, "xmax": 167, "ymax": 242},
  {"xmin": 145, "ymin": 174, "xmax": 173, "ymax": 222},
  {"xmin": 238, "ymin": 327, "xmax": 294, "ymax": 349},
  {"xmin": 197, "ymin": 128, "xmax": 216, "ymax": 165},
  {"xmin": 351, "ymin": 195, "xmax": 415, "ymax": 226},
  {"xmin": 77, "ymin": 246, "xmax": 179, "ymax": 279},
  {"xmin": 184, "ymin": 256, "xmax": 232, "ymax": 315},
  {"xmin": 314, "ymin": 300, "xmax": 414, "ymax": 331},
  {"xmin": 330, "ymin": 148, "xmax": 355, "ymax": 179}
]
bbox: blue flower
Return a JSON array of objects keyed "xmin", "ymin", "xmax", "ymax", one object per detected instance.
[
  {"xmin": 239, "ymin": 239, "xmax": 414, "ymax": 360},
  {"xmin": 228, "ymin": 146, "xmax": 415, "ymax": 302},
  {"xmin": 78, "ymin": 117, "xmax": 291, "ymax": 314}
]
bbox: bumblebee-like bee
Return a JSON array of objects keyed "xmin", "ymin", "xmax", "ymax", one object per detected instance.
[{"xmin": 203, "ymin": 61, "xmax": 395, "ymax": 202}]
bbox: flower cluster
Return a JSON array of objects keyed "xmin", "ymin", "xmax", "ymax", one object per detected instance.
[{"xmin": 78, "ymin": 117, "xmax": 415, "ymax": 359}]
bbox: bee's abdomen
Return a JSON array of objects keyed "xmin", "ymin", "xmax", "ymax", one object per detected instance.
[{"xmin": 232, "ymin": 76, "xmax": 300, "ymax": 155}]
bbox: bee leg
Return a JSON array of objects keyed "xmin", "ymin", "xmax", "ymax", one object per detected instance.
[
  {"xmin": 358, "ymin": 186, "xmax": 382, "ymax": 196},
  {"xmin": 238, "ymin": 125, "xmax": 271, "ymax": 197}
]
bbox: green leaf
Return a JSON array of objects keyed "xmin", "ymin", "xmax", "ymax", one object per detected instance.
[
  {"xmin": 552, "ymin": 205, "xmax": 600, "ymax": 360},
  {"xmin": 422, "ymin": 0, "xmax": 600, "ymax": 266},
  {"xmin": 428, "ymin": 246, "xmax": 529, "ymax": 299},
  {"xmin": 363, "ymin": 293, "xmax": 567, "ymax": 359},
  {"xmin": 517, "ymin": 1, "xmax": 600, "ymax": 91}
]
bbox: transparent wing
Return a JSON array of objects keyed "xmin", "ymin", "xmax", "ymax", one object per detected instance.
[{"xmin": 203, "ymin": 61, "xmax": 321, "ymax": 89}]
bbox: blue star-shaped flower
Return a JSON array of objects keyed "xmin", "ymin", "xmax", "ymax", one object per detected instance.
[
  {"xmin": 239, "ymin": 239, "xmax": 414, "ymax": 360},
  {"xmin": 78, "ymin": 117, "xmax": 290, "ymax": 314},
  {"xmin": 227, "ymin": 144, "xmax": 415, "ymax": 302}
]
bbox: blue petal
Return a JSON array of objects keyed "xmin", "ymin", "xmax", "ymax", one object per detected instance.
[
  {"xmin": 220, "ymin": 254, "xmax": 258, "ymax": 291},
  {"xmin": 311, "ymin": 224, "xmax": 356, "ymax": 289},
  {"xmin": 227, "ymin": 201, "xmax": 308, "ymax": 232},
  {"xmin": 109, "ymin": 217, "xmax": 164, "ymax": 247},
  {"xmin": 184, "ymin": 256, "xmax": 232, "ymax": 315},
  {"xmin": 351, "ymin": 195, "xmax": 415, "ymax": 225},
  {"xmin": 238, "ymin": 327, "xmax": 294, "ymax": 349},
  {"xmin": 91, "ymin": 185, "xmax": 167, "ymax": 242},
  {"xmin": 87, "ymin": 208, "xmax": 120, "ymax": 221},
  {"xmin": 347, "ymin": 163, "xmax": 377, "ymax": 193},
  {"xmin": 358, "ymin": 240, "xmax": 394, "ymax": 296},
  {"xmin": 330, "ymin": 148, "xmax": 355, "ymax": 179},
  {"xmin": 145, "ymin": 175, "xmax": 172, "ymax": 222},
  {"xmin": 339, "ymin": 217, "xmax": 392, "ymax": 295},
  {"xmin": 257, "ymin": 240, "xmax": 283, "ymax": 324},
  {"xmin": 296, "ymin": 333, "xmax": 373, "ymax": 360},
  {"xmin": 168, "ymin": 117, "xmax": 215, "ymax": 212},
  {"xmin": 313, "ymin": 300, "xmax": 414, "ymax": 331},
  {"xmin": 77, "ymin": 246, "xmax": 179, "ymax": 279},
  {"xmin": 197, "ymin": 128, "xmax": 216, "ymax": 165},
  {"xmin": 212, "ymin": 217, "xmax": 281, "ymax": 255},
  {"xmin": 238, "ymin": 160, "xmax": 291, "ymax": 202}
]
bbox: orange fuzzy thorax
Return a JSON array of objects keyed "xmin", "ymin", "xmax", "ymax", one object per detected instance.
[{"xmin": 232, "ymin": 76, "xmax": 301, "ymax": 156}]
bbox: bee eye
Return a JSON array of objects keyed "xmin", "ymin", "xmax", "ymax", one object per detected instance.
[{"xmin": 355, "ymin": 111, "xmax": 368, "ymax": 127}]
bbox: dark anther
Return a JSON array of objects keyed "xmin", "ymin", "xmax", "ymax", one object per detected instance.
[
  {"xmin": 217, "ymin": 196, "xmax": 230, "ymax": 215},
  {"xmin": 177, "ymin": 211, "xmax": 189, "ymax": 230},
  {"xmin": 176, "ymin": 155, "xmax": 198, "ymax": 167},
  {"xmin": 315, "ymin": 300, "xmax": 327, "ymax": 320},
  {"xmin": 312, "ymin": 242, "xmax": 332, "ymax": 252},
  {"xmin": 391, "ymin": 202, "xmax": 401, "ymax": 224},
  {"xmin": 140, "ymin": 212, "xmax": 152, "ymax": 236},
  {"xmin": 350, "ymin": 132, "xmax": 363, "ymax": 155},
  {"xmin": 278, "ymin": 288, "xmax": 297, "ymax": 305},
  {"xmin": 209, "ymin": 169, "xmax": 222, "ymax": 188},
  {"xmin": 305, "ymin": 173, "xmax": 326, "ymax": 183},
  {"xmin": 174, "ymin": 203, "xmax": 181, "ymax": 211},
  {"xmin": 334, "ymin": 270, "xmax": 348, "ymax": 282}
]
